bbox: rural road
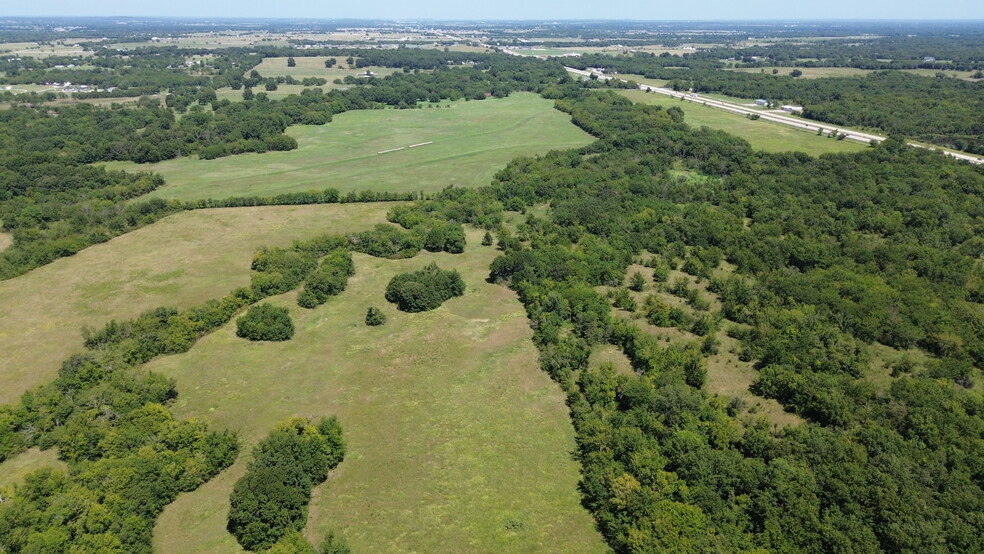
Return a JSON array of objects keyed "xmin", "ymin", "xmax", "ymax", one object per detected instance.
[{"xmin": 563, "ymin": 67, "xmax": 984, "ymax": 165}]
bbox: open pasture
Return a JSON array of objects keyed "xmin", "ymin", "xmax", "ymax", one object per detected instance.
[
  {"xmin": 619, "ymin": 89, "xmax": 866, "ymax": 155},
  {"xmin": 149, "ymin": 228, "xmax": 606, "ymax": 552},
  {"xmin": 0, "ymin": 203, "xmax": 395, "ymax": 406},
  {"xmin": 252, "ymin": 56, "xmax": 403, "ymax": 81},
  {"xmin": 105, "ymin": 93, "xmax": 594, "ymax": 202}
]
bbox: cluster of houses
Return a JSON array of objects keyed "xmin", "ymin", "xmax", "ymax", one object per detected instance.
[{"xmin": 39, "ymin": 82, "xmax": 115, "ymax": 93}]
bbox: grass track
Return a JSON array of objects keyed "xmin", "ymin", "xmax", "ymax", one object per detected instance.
[
  {"xmin": 619, "ymin": 89, "xmax": 865, "ymax": 155},
  {"xmin": 149, "ymin": 228, "xmax": 607, "ymax": 553},
  {"xmin": 0, "ymin": 203, "xmax": 395, "ymax": 406},
  {"xmin": 101, "ymin": 93, "xmax": 594, "ymax": 202}
]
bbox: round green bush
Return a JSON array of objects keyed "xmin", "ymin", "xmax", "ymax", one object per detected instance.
[
  {"xmin": 365, "ymin": 306, "xmax": 386, "ymax": 326},
  {"xmin": 236, "ymin": 303, "xmax": 295, "ymax": 341},
  {"xmin": 384, "ymin": 263, "xmax": 464, "ymax": 313}
]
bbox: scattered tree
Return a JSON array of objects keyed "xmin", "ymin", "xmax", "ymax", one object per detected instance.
[{"xmin": 365, "ymin": 306, "xmax": 386, "ymax": 326}]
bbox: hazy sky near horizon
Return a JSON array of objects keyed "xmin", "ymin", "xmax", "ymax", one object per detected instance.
[{"xmin": 4, "ymin": 0, "xmax": 983, "ymax": 22}]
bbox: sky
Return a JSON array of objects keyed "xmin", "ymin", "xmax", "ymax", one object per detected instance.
[{"xmin": 2, "ymin": 0, "xmax": 983, "ymax": 21}]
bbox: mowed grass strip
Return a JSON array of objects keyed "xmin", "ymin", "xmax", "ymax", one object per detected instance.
[
  {"xmin": 149, "ymin": 228, "xmax": 607, "ymax": 553},
  {"xmin": 619, "ymin": 89, "xmax": 866, "ymax": 155},
  {"xmin": 101, "ymin": 93, "xmax": 594, "ymax": 201},
  {"xmin": 0, "ymin": 203, "xmax": 395, "ymax": 406}
]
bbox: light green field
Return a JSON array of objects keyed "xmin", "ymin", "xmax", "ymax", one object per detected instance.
[
  {"xmin": 215, "ymin": 84, "xmax": 312, "ymax": 102},
  {"xmin": 0, "ymin": 230, "xmax": 11, "ymax": 253},
  {"xmin": 253, "ymin": 57, "xmax": 402, "ymax": 81},
  {"xmin": 102, "ymin": 93, "xmax": 594, "ymax": 202},
  {"xmin": 148, "ymin": 227, "xmax": 606, "ymax": 553},
  {"xmin": 0, "ymin": 41, "xmax": 88, "ymax": 58},
  {"xmin": 0, "ymin": 448, "xmax": 66, "ymax": 492},
  {"xmin": 0, "ymin": 203, "xmax": 395, "ymax": 406},
  {"xmin": 111, "ymin": 35, "xmax": 290, "ymax": 50},
  {"xmin": 731, "ymin": 66, "xmax": 982, "ymax": 81},
  {"xmin": 619, "ymin": 89, "xmax": 865, "ymax": 155},
  {"xmin": 731, "ymin": 66, "xmax": 872, "ymax": 79}
]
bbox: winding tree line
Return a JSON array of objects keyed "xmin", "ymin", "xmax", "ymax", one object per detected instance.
[
  {"xmin": 0, "ymin": 208, "xmax": 457, "ymax": 550},
  {"xmin": 227, "ymin": 417, "xmax": 346, "ymax": 551}
]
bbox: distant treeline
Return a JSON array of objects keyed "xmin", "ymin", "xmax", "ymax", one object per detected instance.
[
  {"xmin": 569, "ymin": 53, "xmax": 984, "ymax": 154},
  {"xmin": 0, "ymin": 52, "xmax": 568, "ymax": 280}
]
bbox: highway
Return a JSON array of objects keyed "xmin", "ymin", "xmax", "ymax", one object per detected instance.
[{"xmin": 564, "ymin": 67, "xmax": 984, "ymax": 165}]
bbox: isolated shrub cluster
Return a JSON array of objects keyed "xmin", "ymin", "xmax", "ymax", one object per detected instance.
[
  {"xmin": 385, "ymin": 262, "xmax": 465, "ymax": 312},
  {"xmin": 236, "ymin": 303, "xmax": 295, "ymax": 341},
  {"xmin": 297, "ymin": 249, "xmax": 355, "ymax": 308}
]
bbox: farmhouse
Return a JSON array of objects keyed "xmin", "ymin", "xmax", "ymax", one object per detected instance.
[{"xmin": 754, "ymin": 99, "xmax": 768, "ymax": 106}]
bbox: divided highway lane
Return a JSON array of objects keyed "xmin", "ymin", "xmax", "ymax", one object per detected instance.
[{"xmin": 564, "ymin": 67, "xmax": 984, "ymax": 165}]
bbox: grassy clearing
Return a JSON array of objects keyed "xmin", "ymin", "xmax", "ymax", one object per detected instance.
[
  {"xmin": 149, "ymin": 228, "xmax": 606, "ymax": 553},
  {"xmin": 103, "ymin": 93, "xmax": 594, "ymax": 202},
  {"xmin": 214, "ymin": 84, "xmax": 311, "ymax": 102},
  {"xmin": 0, "ymin": 448, "xmax": 66, "ymax": 492},
  {"xmin": 253, "ymin": 57, "xmax": 402, "ymax": 82},
  {"xmin": 0, "ymin": 203, "xmax": 395, "ymax": 406},
  {"xmin": 730, "ymin": 66, "xmax": 872, "ymax": 79},
  {"xmin": 609, "ymin": 262, "xmax": 802, "ymax": 429},
  {"xmin": 589, "ymin": 344, "xmax": 635, "ymax": 376},
  {"xmin": 619, "ymin": 89, "xmax": 865, "ymax": 155},
  {"xmin": 867, "ymin": 342, "xmax": 935, "ymax": 392},
  {"xmin": 0, "ymin": 230, "xmax": 11, "ymax": 253}
]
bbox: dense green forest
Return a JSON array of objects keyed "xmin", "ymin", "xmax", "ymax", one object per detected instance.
[{"xmin": 387, "ymin": 85, "xmax": 983, "ymax": 551}]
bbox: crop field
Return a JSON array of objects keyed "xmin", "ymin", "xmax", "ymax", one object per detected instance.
[
  {"xmin": 619, "ymin": 89, "xmax": 866, "ymax": 155},
  {"xmin": 0, "ymin": 203, "xmax": 395, "ymax": 406},
  {"xmin": 148, "ymin": 227, "xmax": 606, "ymax": 553},
  {"xmin": 104, "ymin": 93, "xmax": 594, "ymax": 202}
]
